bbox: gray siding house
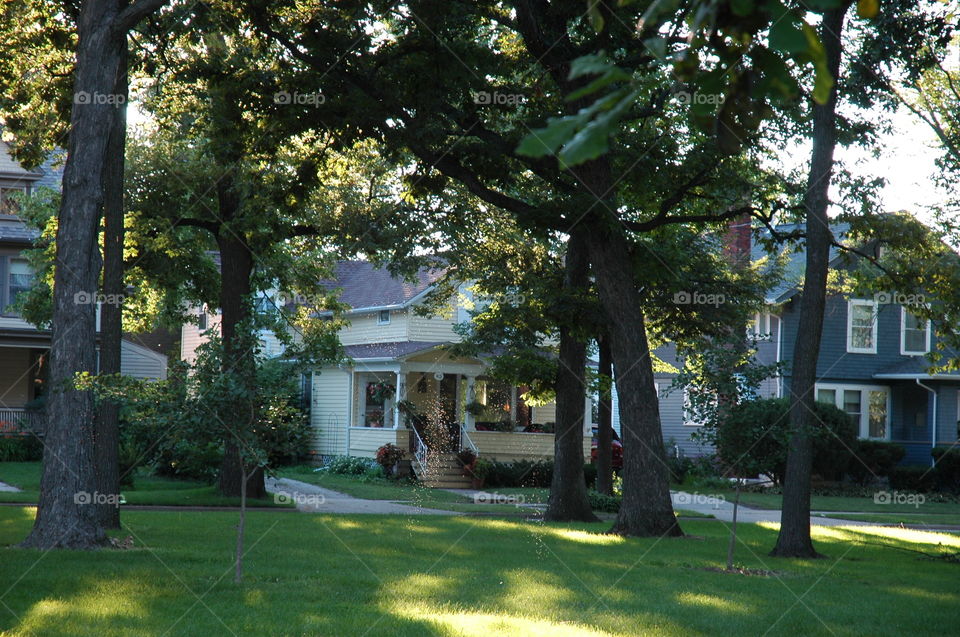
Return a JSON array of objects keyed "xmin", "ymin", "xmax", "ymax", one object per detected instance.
[{"xmin": 641, "ymin": 221, "xmax": 960, "ymax": 465}]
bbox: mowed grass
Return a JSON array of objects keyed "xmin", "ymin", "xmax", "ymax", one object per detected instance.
[
  {"xmin": 0, "ymin": 508, "xmax": 958, "ymax": 636},
  {"xmin": 824, "ymin": 512, "xmax": 960, "ymax": 526},
  {"xmin": 0, "ymin": 462, "xmax": 289, "ymax": 508}
]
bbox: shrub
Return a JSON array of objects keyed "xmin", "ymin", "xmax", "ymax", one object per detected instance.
[
  {"xmin": 890, "ymin": 465, "xmax": 937, "ymax": 493},
  {"xmin": 375, "ymin": 443, "xmax": 405, "ymax": 475},
  {"xmin": 846, "ymin": 440, "xmax": 906, "ymax": 485},
  {"xmin": 0, "ymin": 435, "xmax": 43, "ymax": 462},
  {"xmin": 582, "ymin": 463, "xmax": 597, "ymax": 489},
  {"xmin": 932, "ymin": 446, "xmax": 960, "ymax": 493},
  {"xmin": 588, "ymin": 490, "xmax": 620, "ymax": 513},
  {"xmin": 709, "ymin": 397, "xmax": 857, "ymax": 485},
  {"xmin": 322, "ymin": 455, "xmax": 378, "ymax": 475}
]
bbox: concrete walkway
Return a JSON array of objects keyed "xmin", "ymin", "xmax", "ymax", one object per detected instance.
[
  {"xmin": 265, "ymin": 477, "xmax": 460, "ymax": 515},
  {"xmin": 0, "ymin": 481, "xmax": 21, "ymax": 493},
  {"xmin": 673, "ymin": 491, "xmax": 881, "ymax": 527}
]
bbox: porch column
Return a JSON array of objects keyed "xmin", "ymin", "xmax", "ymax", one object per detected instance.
[
  {"xmin": 393, "ymin": 368, "xmax": 403, "ymax": 429},
  {"xmin": 583, "ymin": 395, "xmax": 593, "ymax": 435},
  {"xmin": 465, "ymin": 376, "xmax": 476, "ymax": 431}
]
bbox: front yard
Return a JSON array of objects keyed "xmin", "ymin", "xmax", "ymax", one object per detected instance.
[
  {"xmin": 0, "ymin": 507, "xmax": 958, "ymax": 636},
  {"xmin": 0, "ymin": 462, "xmax": 290, "ymax": 508}
]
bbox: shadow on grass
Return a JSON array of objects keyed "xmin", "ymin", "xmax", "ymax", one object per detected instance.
[{"xmin": 0, "ymin": 508, "xmax": 958, "ymax": 636}]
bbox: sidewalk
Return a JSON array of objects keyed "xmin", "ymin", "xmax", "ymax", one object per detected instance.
[
  {"xmin": 265, "ymin": 477, "xmax": 460, "ymax": 515},
  {"xmin": 671, "ymin": 491, "xmax": 956, "ymax": 529}
]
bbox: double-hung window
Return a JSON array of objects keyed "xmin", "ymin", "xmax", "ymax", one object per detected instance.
[
  {"xmin": 847, "ymin": 299, "xmax": 878, "ymax": 354},
  {"xmin": 816, "ymin": 383, "xmax": 889, "ymax": 439},
  {"xmin": 901, "ymin": 307, "xmax": 930, "ymax": 355}
]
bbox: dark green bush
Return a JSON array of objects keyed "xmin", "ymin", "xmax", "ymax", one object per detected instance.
[
  {"xmin": 587, "ymin": 490, "xmax": 620, "ymax": 513},
  {"xmin": 667, "ymin": 454, "xmax": 693, "ymax": 484},
  {"xmin": 847, "ymin": 440, "xmax": 906, "ymax": 485},
  {"xmin": 0, "ymin": 435, "xmax": 43, "ymax": 462},
  {"xmin": 890, "ymin": 465, "xmax": 936, "ymax": 493},
  {"xmin": 582, "ymin": 463, "xmax": 597, "ymax": 489},
  {"xmin": 710, "ymin": 398, "xmax": 857, "ymax": 485},
  {"xmin": 932, "ymin": 446, "xmax": 960, "ymax": 493}
]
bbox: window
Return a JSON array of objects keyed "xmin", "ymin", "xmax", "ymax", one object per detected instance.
[
  {"xmin": 378, "ymin": 309, "xmax": 391, "ymax": 325},
  {"xmin": 683, "ymin": 387, "xmax": 714, "ymax": 427},
  {"xmin": 0, "ymin": 187, "xmax": 26, "ymax": 216},
  {"xmin": 5, "ymin": 258, "xmax": 32, "ymax": 312},
  {"xmin": 901, "ymin": 307, "xmax": 930, "ymax": 355},
  {"xmin": 847, "ymin": 299, "xmax": 878, "ymax": 354},
  {"xmin": 197, "ymin": 311, "xmax": 208, "ymax": 331},
  {"xmin": 749, "ymin": 312, "xmax": 772, "ymax": 340},
  {"xmin": 815, "ymin": 383, "xmax": 889, "ymax": 440}
]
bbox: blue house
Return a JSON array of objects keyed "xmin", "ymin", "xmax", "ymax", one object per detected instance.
[{"xmin": 620, "ymin": 219, "xmax": 960, "ymax": 467}]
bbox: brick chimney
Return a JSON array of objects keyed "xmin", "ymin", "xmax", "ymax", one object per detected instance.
[{"xmin": 722, "ymin": 213, "xmax": 752, "ymax": 266}]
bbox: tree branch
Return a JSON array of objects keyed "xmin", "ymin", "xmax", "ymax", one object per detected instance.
[{"xmin": 112, "ymin": 0, "xmax": 168, "ymax": 34}]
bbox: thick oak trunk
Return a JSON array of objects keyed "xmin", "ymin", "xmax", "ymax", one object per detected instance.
[
  {"xmin": 545, "ymin": 229, "xmax": 599, "ymax": 522},
  {"xmin": 215, "ymin": 204, "xmax": 265, "ymax": 500},
  {"xmin": 771, "ymin": 6, "xmax": 848, "ymax": 559},
  {"xmin": 574, "ymin": 160, "xmax": 681, "ymax": 538},
  {"xmin": 595, "ymin": 337, "xmax": 614, "ymax": 495},
  {"xmin": 94, "ymin": 41, "xmax": 127, "ymax": 531},
  {"xmin": 21, "ymin": 0, "xmax": 128, "ymax": 549}
]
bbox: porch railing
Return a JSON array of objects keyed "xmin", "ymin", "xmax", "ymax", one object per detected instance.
[
  {"xmin": 0, "ymin": 408, "xmax": 46, "ymax": 436},
  {"xmin": 410, "ymin": 424, "xmax": 428, "ymax": 476},
  {"xmin": 459, "ymin": 423, "xmax": 479, "ymax": 455}
]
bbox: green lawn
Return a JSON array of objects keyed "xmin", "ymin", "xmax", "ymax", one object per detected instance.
[
  {"xmin": 0, "ymin": 508, "xmax": 958, "ymax": 636},
  {"xmin": 678, "ymin": 483, "xmax": 960, "ymax": 516},
  {"xmin": 822, "ymin": 512, "xmax": 960, "ymax": 526},
  {"xmin": 0, "ymin": 462, "xmax": 289, "ymax": 508}
]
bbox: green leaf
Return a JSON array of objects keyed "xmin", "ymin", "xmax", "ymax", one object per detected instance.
[
  {"xmin": 730, "ymin": 0, "xmax": 754, "ymax": 17},
  {"xmin": 768, "ymin": 17, "xmax": 807, "ymax": 55},
  {"xmin": 587, "ymin": 0, "xmax": 605, "ymax": 32},
  {"xmin": 516, "ymin": 117, "xmax": 583, "ymax": 157},
  {"xmin": 802, "ymin": 22, "xmax": 835, "ymax": 104}
]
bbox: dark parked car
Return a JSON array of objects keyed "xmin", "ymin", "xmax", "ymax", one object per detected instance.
[{"xmin": 590, "ymin": 426, "xmax": 623, "ymax": 469}]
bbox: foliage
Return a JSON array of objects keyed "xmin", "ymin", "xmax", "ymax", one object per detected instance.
[
  {"xmin": 699, "ymin": 397, "xmax": 857, "ymax": 484},
  {"xmin": 847, "ymin": 441, "xmax": 907, "ymax": 486},
  {"xmin": 932, "ymin": 446, "xmax": 960, "ymax": 494},
  {"xmin": 0, "ymin": 436, "xmax": 43, "ymax": 462},
  {"xmin": 470, "ymin": 458, "xmax": 494, "ymax": 481},
  {"xmin": 91, "ymin": 336, "xmax": 312, "ymax": 484},
  {"xmin": 587, "ymin": 489, "xmax": 621, "ymax": 513},
  {"xmin": 319, "ymin": 456, "xmax": 379, "ymax": 477},
  {"xmin": 374, "ymin": 444, "xmax": 405, "ymax": 474},
  {"xmin": 890, "ymin": 465, "xmax": 938, "ymax": 494}
]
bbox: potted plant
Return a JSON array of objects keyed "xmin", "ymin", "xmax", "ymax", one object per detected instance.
[
  {"xmin": 376, "ymin": 443, "xmax": 406, "ymax": 478},
  {"xmin": 457, "ymin": 449, "xmax": 477, "ymax": 476},
  {"xmin": 367, "ymin": 381, "xmax": 396, "ymax": 403},
  {"xmin": 465, "ymin": 400, "xmax": 485, "ymax": 416},
  {"xmin": 470, "ymin": 457, "xmax": 493, "ymax": 489},
  {"xmin": 493, "ymin": 420, "xmax": 515, "ymax": 432}
]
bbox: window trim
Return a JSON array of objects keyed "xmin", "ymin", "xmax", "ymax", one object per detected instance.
[
  {"xmin": 377, "ymin": 309, "xmax": 391, "ymax": 325},
  {"xmin": 846, "ymin": 299, "xmax": 878, "ymax": 354},
  {"xmin": 900, "ymin": 306, "xmax": 931, "ymax": 356},
  {"xmin": 815, "ymin": 382, "xmax": 891, "ymax": 440}
]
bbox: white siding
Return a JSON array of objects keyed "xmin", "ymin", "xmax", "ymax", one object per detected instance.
[
  {"xmin": 180, "ymin": 309, "xmax": 219, "ymax": 365},
  {"xmin": 531, "ymin": 402, "xmax": 556, "ymax": 425},
  {"xmin": 119, "ymin": 340, "xmax": 167, "ymax": 380},
  {"xmin": 339, "ymin": 309, "xmax": 409, "ymax": 345},
  {"xmin": 311, "ymin": 368, "xmax": 352, "ymax": 456}
]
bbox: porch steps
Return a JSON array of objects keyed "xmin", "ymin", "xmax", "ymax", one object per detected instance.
[{"xmin": 416, "ymin": 452, "xmax": 473, "ymax": 489}]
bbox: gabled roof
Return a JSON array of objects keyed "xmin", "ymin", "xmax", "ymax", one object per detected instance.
[
  {"xmin": 755, "ymin": 222, "xmax": 851, "ymax": 304},
  {"xmin": 0, "ymin": 217, "xmax": 38, "ymax": 245},
  {"xmin": 319, "ymin": 261, "xmax": 446, "ymax": 312}
]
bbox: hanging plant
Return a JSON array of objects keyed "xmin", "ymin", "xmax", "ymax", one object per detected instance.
[{"xmin": 367, "ymin": 381, "xmax": 396, "ymax": 403}]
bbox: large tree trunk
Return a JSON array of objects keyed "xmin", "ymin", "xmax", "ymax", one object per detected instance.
[
  {"xmin": 214, "ymin": 192, "xmax": 265, "ymax": 500},
  {"xmin": 771, "ymin": 6, "xmax": 848, "ymax": 559},
  {"xmin": 545, "ymin": 229, "xmax": 599, "ymax": 522},
  {"xmin": 94, "ymin": 40, "xmax": 127, "ymax": 531},
  {"xmin": 595, "ymin": 337, "xmax": 613, "ymax": 495},
  {"xmin": 21, "ymin": 0, "xmax": 129, "ymax": 550},
  {"xmin": 575, "ymin": 159, "xmax": 681, "ymax": 538}
]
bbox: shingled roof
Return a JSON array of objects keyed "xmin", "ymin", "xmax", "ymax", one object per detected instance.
[{"xmin": 319, "ymin": 261, "xmax": 446, "ymax": 311}]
